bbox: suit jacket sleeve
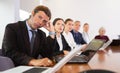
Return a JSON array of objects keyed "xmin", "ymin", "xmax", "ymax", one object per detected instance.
[
  {"xmin": 62, "ymin": 35, "xmax": 71, "ymax": 51},
  {"xmin": 47, "ymin": 36, "xmax": 57, "ymax": 56}
]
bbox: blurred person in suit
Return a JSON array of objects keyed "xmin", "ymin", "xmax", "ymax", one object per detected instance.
[
  {"xmin": 2, "ymin": 5, "xmax": 55, "ymax": 67},
  {"xmin": 71, "ymin": 21, "xmax": 86, "ymax": 45}
]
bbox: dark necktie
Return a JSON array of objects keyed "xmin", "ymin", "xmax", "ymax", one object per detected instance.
[{"xmin": 30, "ymin": 30, "xmax": 36, "ymax": 53}]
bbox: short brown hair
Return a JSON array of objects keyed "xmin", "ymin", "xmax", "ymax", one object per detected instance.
[
  {"xmin": 33, "ymin": 5, "xmax": 51, "ymax": 20},
  {"xmin": 53, "ymin": 18, "xmax": 64, "ymax": 26},
  {"xmin": 65, "ymin": 18, "xmax": 73, "ymax": 24},
  {"xmin": 83, "ymin": 23, "xmax": 89, "ymax": 26},
  {"xmin": 74, "ymin": 21, "xmax": 80, "ymax": 23}
]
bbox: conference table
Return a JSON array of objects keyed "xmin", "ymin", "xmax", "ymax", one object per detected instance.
[
  {"xmin": 2, "ymin": 46, "xmax": 120, "ymax": 73},
  {"xmin": 57, "ymin": 46, "xmax": 120, "ymax": 73}
]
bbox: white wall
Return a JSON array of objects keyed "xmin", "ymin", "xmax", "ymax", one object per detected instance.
[
  {"xmin": 0, "ymin": 0, "xmax": 20, "ymax": 48},
  {"xmin": 0, "ymin": 0, "xmax": 120, "ymax": 48},
  {"xmin": 20, "ymin": 0, "xmax": 40, "ymax": 13},
  {"xmin": 43, "ymin": 0, "xmax": 120, "ymax": 40},
  {"xmin": 20, "ymin": 0, "xmax": 40, "ymax": 21},
  {"xmin": 0, "ymin": 0, "xmax": 40, "ymax": 48}
]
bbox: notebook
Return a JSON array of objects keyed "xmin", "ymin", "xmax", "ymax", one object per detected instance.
[
  {"xmin": 55, "ymin": 39, "xmax": 105, "ymax": 64},
  {"xmin": 99, "ymin": 40, "xmax": 112, "ymax": 50},
  {"xmin": 22, "ymin": 44, "xmax": 86, "ymax": 73}
]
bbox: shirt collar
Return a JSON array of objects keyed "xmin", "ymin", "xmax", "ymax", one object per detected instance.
[
  {"xmin": 26, "ymin": 21, "xmax": 37, "ymax": 32},
  {"xmin": 73, "ymin": 30, "xmax": 78, "ymax": 33},
  {"xmin": 63, "ymin": 31, "xmax": 70, "ymax": 35}
]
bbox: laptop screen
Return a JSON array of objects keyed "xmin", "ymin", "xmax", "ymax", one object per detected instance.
[{"xmin": 80, "ymin": 39, "xmax": 105, "ymax": 62}]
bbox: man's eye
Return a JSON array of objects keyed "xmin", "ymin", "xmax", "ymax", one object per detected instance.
[
  {"xmin": 43, "ymin": 20, "xmax": 48, "ymax": 24},
  {"xmin": 38, "ymin": 16, "xmax": 42, "ymax": 19}
]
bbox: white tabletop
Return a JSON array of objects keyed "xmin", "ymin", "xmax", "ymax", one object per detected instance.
[
  {"xmin": 1, "ymin": 66, "xmax": 33, "ymax": 73},
  {"xmin": 1, "ymin": 66, "xmax": 52, "ymax": 73}
]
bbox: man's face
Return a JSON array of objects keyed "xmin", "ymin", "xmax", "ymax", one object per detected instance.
[
  {"xmin": 65, "ymin": 21, "xmax": 73, "ymax": 32},
  {"xmin": 84, "ymin": 25, "xmax": 89, "ymax": 32},
  {"xmin": 99, "ymin": 29, "xmax": 105, "ymax": 36},
  {"xmin": 30, "ymin": 11, "xmax": 49, "ymax": 29},
  {"xmin": 73, "ymin": 22, "xmax": 80, "ymax": 32}
]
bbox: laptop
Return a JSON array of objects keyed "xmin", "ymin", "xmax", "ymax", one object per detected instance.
[
  {"xmin": 22, "ymin": 44, "xmax": 86, "ymax": 73},
  {"xmin": 55, "ymin": 39, "xmax": 105, "ymax": 64},
  {"xmin": 118, "ymin": 35, "xmax": 120, "ymax": 39},
  {"xmin": 110, "ymin": 39, "xmax": 120, "ymax": 46}
]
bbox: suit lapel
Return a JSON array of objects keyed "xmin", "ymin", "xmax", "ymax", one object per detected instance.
[
  {"xmin": 20, "ymin": 21, "xmax": 31, "ymax": 55},
  {"xmin": 61, "ymin": 34, "xmax": 65, "ymax": 50}
]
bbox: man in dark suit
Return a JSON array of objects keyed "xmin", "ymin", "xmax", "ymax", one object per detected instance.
[
  {"xmin": 71, "ymin": 21, "xmax": 86, "ymax": 45},
  {"xmin": 2, "ymin": 5, "xmax": 55, "ymax": 67}
]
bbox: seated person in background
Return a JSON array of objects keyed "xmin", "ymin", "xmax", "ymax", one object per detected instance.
[
  {"xmin": 63, "ymin": 18, "xmax": 76, "ymax": 50},
  {"xmin": 94, "ymin": 27, "xmax": 109, "ymax": 42},
  {"xmin": 2, "ymin": 5, "xmax": 54, "ymax": 67},
  {"xmin": 82, "ymin": 23, "xmax": 90, "ymax": 44},
  {"xmin": 47, "ymin": 18, "xmax": 71, "ymax": 56},
  {"xmin": 71, "ymin": 21, "xmax": 86, "ymax": 45}
]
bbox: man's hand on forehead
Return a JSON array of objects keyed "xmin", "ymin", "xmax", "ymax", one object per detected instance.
[{"xmin": 44, "ymin": 21, "xmax": 54, "ymax": 32}]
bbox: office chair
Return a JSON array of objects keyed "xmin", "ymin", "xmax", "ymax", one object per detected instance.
[
  {"xmin": 118, "ymin": 35, "xmax": 120, "ymax": 39},
  {"xmin": 80, "ymin": 69, "xmax": 115, "ymax": 73},
  {"xmin": 0, "ymin": 49, "xmax": 15, "ymax": 71}
]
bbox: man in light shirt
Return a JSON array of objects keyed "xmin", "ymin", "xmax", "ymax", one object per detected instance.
[
  {"xmin": 63, "ymin": 18, "xmax": 76, "ymax": 49},
  {"xmin": 82, "ymin": 23, "xmax": 90, "ymax": 44}
]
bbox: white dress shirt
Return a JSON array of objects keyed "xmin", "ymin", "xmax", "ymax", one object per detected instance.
[
  {"xmin": 26, "ymin": 21, "xmax": 37, "ymax": 42},
  {"xmin": 56, "ymin": 35, "xmax": 63, "ymax": 51},
  {"xmin": 82, "ymin": 31, "xmax": 90, "ymax": 44},
  {"xmin": 63, "ymin": 31, "xmax": 76, "ymax": 50}
]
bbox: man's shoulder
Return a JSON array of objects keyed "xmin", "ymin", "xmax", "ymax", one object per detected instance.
[
  {"xmin": 77, "ymin": 31, "xmax": 82, "ymax": 35},
  {"xmin": 95, "ymin": 35, "xmax": 100, "ymax": 37},
  {"xmin": 6, "ymin": 21, "xmax": 26, "ymax": 28},
  {"xmin": 70, "ymin": 30, "xmax": 74, "ymax": 34},
  {"xmin": 37, "ymin": 29, "xmax": 46, "ymax": 36}
]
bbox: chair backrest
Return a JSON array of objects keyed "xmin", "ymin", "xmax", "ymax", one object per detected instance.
[
  {"xmin": 80, "ymin": 69, "xmax": 115, "ymax": 73},
  {"xmin": 0, "ymin": 56, "xmax": 15, "ymax": 71},
  {"xmin": 0, "ymin": 49, "xmax": 2, "ymax": 56}
]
